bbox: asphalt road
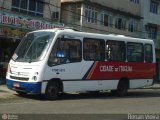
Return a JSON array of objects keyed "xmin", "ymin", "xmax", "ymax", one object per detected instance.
[{"xmin": 0, "ymin": 89, "xmax": 160, "ymax": 115}]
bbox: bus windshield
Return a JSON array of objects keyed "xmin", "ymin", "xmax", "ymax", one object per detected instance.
[{"xmin": 12, "ymin": 31, "xmax": 54, "ymax": 62}]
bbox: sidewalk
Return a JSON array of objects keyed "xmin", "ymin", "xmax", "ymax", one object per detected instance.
[
  {"xmin": 0, "ymin": 85, "xmax": 16, "ymax": 100},
  {"xmin": 142, "ymin": 83, "xmax": 160, "ymax": 89}
]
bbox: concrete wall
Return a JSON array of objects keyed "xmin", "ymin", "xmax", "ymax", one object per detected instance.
[
  {"xmin": 61, "ymin": 0, "xmax": 141, "ymax": 16},
  {"xmin": 1, "ymin": 0, "xmax": 12, "ymax": 10},
  {"xmin": 141, "ymin": 0, "xmax": 160, "ymax": 25},
  {"xmin": 43, "ymin": 0, "xmax": 61, "ymax": 21},
  {"xmin": 91, "ymin": 0, "xmax": 141, "ymax": 16},
  {"xmin": 141, "ymin": 0, "xmax": 160, "ymax": 48},
  {"xmin": 1, "ymin": 0, "xmax": 61, "ymax": 22},
  {"xmin": 61, "ymin": 1, "xmax": 141, "ymax": 38}
]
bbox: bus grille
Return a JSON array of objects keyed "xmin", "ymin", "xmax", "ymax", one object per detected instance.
[{"xmin": 10, "ymin": 76, "xmax": 29, "ymax": 81}]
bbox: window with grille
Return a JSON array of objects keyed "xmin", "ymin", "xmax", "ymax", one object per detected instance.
[
  {"xmin": 150, "ymin": 0, "xmax": 158, "ymax": 14},
  {"xmin": 12, "ymin": 0, "xmax": 44, "ymax": 17},
  {"xmin": 115, "ymin": 17, "xmax": 126, "ymax": 30},
  {"xmin": 85, "ymin": 5, "xmax": 98, "ymax": 24},
  {"xmin": 130, "ymin": 0, "xmax": 140, "ymax": 4},
  {"xmin": 100, "ymin": 11, "xmax": 113, "ymax": 27}
]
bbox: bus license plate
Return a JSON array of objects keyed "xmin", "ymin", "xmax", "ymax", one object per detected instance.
[{"xmin": 13, "ymin": 83, "xmax": 20, "ymax": 87}]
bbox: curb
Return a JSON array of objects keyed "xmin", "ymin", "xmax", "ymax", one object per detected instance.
[
  {"xmin": 141, "ymin": 87, "xmax": 160, "ymax": 89},
  {"xmin": 141, "ymin": 83, "xmax": 160, "ymax": 89}
]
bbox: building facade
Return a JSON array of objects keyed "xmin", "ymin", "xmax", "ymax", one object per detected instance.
[
  {"xmin": 140, "ymin": 0, "xmax": 160, "ymax": 80},
  {"xmin": 61, "ymin": 0, "xmax": 142, "ymax": 38},
  {"xmin": 0, "ymin": 0, "xmax": 63, "ymax": 82}
]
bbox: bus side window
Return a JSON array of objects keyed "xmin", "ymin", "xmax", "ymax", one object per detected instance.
[
  {"xmin": 145, "ymin": 44, "xmax": 153, "ymax": 63},
  {"xmin": 83, "ymin": 38, "xmax": 105, "ymax": 61},
  {"xmin": 48, "ymin": 38, "xmax": 82, "ymax": 66},
  {"xmin": 106, "ymin": 40, "xmax": 126, "ymax": 61},
  {"xmin": 68, "ymin": 43, "xmax": 82, "ymax": 62},
  {"xmin": 127, "ymin": 42, "xmax": 144, "ymax": 62}
]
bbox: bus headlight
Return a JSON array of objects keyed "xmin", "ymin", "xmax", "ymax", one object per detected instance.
[
  {"xmin": 31, "ymin": 72, "xmax": 39, "ymax": 81},
  {"xmin": 32, "ymin": 76, "xmax": 37, "ymax": 81}
]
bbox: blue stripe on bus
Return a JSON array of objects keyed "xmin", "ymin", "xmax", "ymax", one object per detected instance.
[
  {"xmin": 6, "ymin": 79, "xmax": 41, "ymax": 94},
  {"xmin": 82, "ymin": 62, "xmax": 95, "ymax": 80}
]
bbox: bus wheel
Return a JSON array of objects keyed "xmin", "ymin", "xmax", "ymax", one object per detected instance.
[
  {"xmin": 45, "ymin": 81, "xmax": 59, "ymax": 100},
  {"xmin": 117, "ymin": 80, "xmax": 128, "ymax": 96},
  {"xmin": 111, "ymin": 80, "xmax": 128, "ymax": 96}
]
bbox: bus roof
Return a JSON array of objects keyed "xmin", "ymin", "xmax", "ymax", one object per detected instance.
[{"xmin": 31, "ymin": 28, "xmax": 154, "ymax": 44}]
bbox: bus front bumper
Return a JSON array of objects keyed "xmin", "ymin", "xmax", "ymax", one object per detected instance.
[{"xmin": 6, "ymin": 79, "xmax": 41, "ymax": 94}]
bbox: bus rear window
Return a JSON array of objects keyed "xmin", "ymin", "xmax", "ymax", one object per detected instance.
[{"xmin": 145, "ymin": 44, "xmax": 153, "ymax": 63}]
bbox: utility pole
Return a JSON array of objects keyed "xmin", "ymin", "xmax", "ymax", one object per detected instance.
[{"xmin": 80, "ymin": 3, "xmax": 83, "ymax": 31}]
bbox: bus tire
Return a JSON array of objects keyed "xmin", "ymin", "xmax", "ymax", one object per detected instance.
[
  {"xmin": 117, "ymin": 80, "xmax": 128, "ymax": 96},
  {"xmin": 45, "ymin": 81, "xmax": 59, "ymax": 100},
  {"xmin": 111, "ymin": 80, "xmax": 128, "ymax": 96}
]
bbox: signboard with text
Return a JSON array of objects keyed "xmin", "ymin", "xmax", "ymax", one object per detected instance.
[
  {"xmin": 0, "ymin": 11, "xmax": 64, "ymax": 30},
  {"xmin": 0, "ymin": 11, "xmax": 64, "ymax": 39}
]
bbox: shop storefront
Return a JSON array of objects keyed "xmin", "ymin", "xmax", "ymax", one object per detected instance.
[{"xmin": 0, "ymin": 11, "xmax": 64, "ymax": 84}]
